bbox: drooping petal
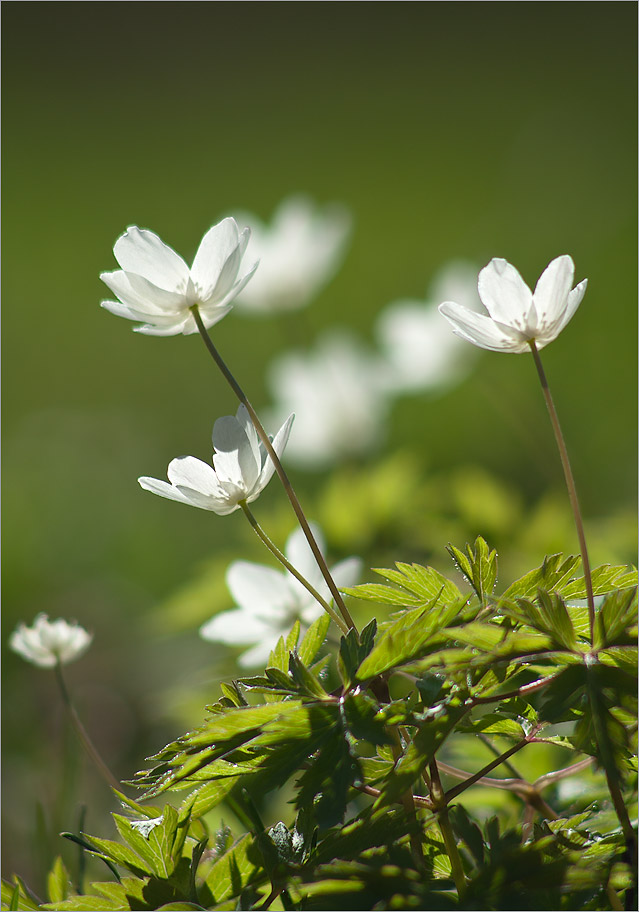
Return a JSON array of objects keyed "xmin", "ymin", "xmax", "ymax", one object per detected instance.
[
  {"xmin": 190, "ymin": 219, "xmax": 244, "ymax": 300},
  {"xmin": 167, "ymin": 456, "xmax": 225, "ymax": 497},
  {"xmin": 137, "ymin": 476, "xmax": 197, "ymax": 505},
  {"xmin": 477, "ymin": 259, "xmax": 533, "ymax": 330},
  {"xmin": 212, "ymin": 416, "xmax": 260, "ymax": 492},
  {"xmin": 439, "ymin": 303, "xmax": 528, "ymax": 352},
  {"xmin": 199, "ymin": 609, "xmax": 273, "ymax": 645},
  {"xmin": 532, "ymin": 255, "xmax": 574, "ymax": 330},
  {"xmin": 113, "ymin": 227, "xmax": 189, "ymax": 292},
  {"xmin": 254, "ymin": 413, "xmax": 295, "ymax": 493},
  {"xmin": 100, "ymin": 270, "xmax": 186, "ymax": 315},
  {"xmin": 226, "ymin": 560, "xmax": 295, "ymax": 616}
]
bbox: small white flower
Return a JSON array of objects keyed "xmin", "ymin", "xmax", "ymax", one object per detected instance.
[
  {"xmin": 438, "ymin": 255, "xmax": 587, "ymax": 353},
  {"xmin": 101, "ymin": 218, "xmax": 257, "ymax": 335},
  {"xmin": 267, "ymin": 331, "xmax": 391, "ymax": 469},
  {"xmin": 233, "ymin": 196, "xmax": 351, "ymax": 314},
  {"xmin": 138, "ymin": 405, "xmax": 294, "ymax": 515},
  {"xmin": 9, "ymin": 614, "xmax": 92, "ymax": 668},
  {"xmin": 200, "ymin": 525, "xmax": 362, "ymax": 667},
  {"xmin": 376, "ymin": 260, "xmax": 481, "ymax": 393}
]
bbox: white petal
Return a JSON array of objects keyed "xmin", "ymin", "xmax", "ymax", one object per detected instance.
[
  {"xmin": 133, "ymin": 319, "xmax": 190, "ymax": 336},
  {"xmin": 238, "ymin": 636, "xmax": 282, "ymax": 668},
  {"xmin": 439, "ymin": 303, "xmax": 528, "ymax": 353},
  {"xmin": 212, "ymin": 415, "xmax": 260, "ymax": 492},
  {"xmin": 533, "ymin": 256, "xmax": 574, "ymax": 330},
  {"xmin": 331, "ymin": 556, "xmax": 363, "ymax": 590},
  {"xmin": 167, "ymin": 456, "xmax": 225, "ymax": 497},
  {"xmin": 113, "ymin": 227, "xmax": 189, "ymax": 292},
  {"xmin": 100, "ymin": 270, "xmax": 186, "ymax": 315},
  {"xmin": 284, "ymin": 524, "xmax": 326, "ymax": 593},
  {"xmin": 138, "ymin": 476, "xmax": 196, "ymax": 505},
  {"xmin": 254, "ymin": 413, "xmax": 295, "ymax": 493},
  {"xmin": 200, "ymin": 609, "xmax": 273, "ymax": 645},
  {"xmin": 226, "ymin": 560, "xmax": 295, "ymax": 616},
  {"xmin": 543, "ymin": 277, "xmax": 587, "ymax": 344},
  {"xmin": 190, "ymin": 219, "xmax": 243, "ymax": 300},
  {"xmin": 477, "ymin": 259, "xmax": 533, "ymax": 330},
  {"xmin": 234, "ymin": 405, "xmax": 261, "ymax": 470},
  {"xmin": 183, "ymin": 303, "xmax": 234, "ymax": 334}
]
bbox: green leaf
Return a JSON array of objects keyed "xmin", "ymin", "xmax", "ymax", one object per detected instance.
[
  {"xmin": 344, "ymin": 562, "xmax": 460, "ymax": 608},
  {"xmin": 298, "ymin": 611, "xmax": 331, "ymax": 666},
  {"xmin": 114, "ymin": 808, "xmax": 179, "ymax": 879},
  {"xmin": 594, "ymin": 588, "xmax": 638, "ymax": 649},
  {"xmin": 447, "ymin": 536, "xmax": 498, "ymax": 600},
  {"xmin": 560, "ymin": 564, "xmax": 638, "ymax": 599},
  {"xmin": 337, "ymin": 620, "xmax": 377, "ymax": 687},
  {"xmin": 41, "ymin": 898, "xmax": 122, "ymax": 911},
  {"xmin": 502, "ymin": 554, "xmax": 581, "ymax": 600},
  {"xmin": 200, "ymin": 834, "xmax": 264, "ymax": 906},
  {"xmin": 1, "ymin": 879, "xmax": 40, "ymax": 912},
  {"xmin": 356, "ymin": 596, "xmax": 465, "ymax": 681},
  {"xmin": 46, "ymin": 857, "xmax": 70, "ymax": 905},
  {"xmin": 340, "ymin": 692, "xmax": 393, "ymax": 746},
  {"xmin": 288, "ymin": 652, "xmax": 328, "ymax": 699}
]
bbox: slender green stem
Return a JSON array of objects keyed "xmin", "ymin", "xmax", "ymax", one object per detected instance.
[
  {"xmin": 54, "ymin": 663, "xmax": 121, "ymax": 792},
  {"xmin": 190, "ymin": 305, "xmax": 357, "ymax": 634},
  {"xmin": 529, "ymin": 342, "xmax": 595, "ymax": 641},
  {"xmin": 429, "ymin": 760, "xmax": 466, "ymax": 896},
  {"xmin": 444, "ymin": 731, "xmax": 538, "ymax": 804},
  {"xmin": 390, "ymin": 730, "xmax": 424, "ymax": 869},
  {"xmin": 240, "ymin": 502, "xmax": 350, "ymax": 635}
]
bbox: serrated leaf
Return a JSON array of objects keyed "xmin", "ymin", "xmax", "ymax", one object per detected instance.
[
  {"xmin": 502, "ymin": 554, "xmax": 581, "ymax": 600},
  {"xmin": 288, "ymin": 652, "xmax": 328, "ymax": 699},
  {"xmin": 560, "ymin": 564, "xmax": 638, "ymax": 599},
  {"xmin": 298, "ymin": 611, "xmax": 331, "ymax": 666},
  {"xmin": 340, "ymin": 692, "xmax": 393, "ymax": 746},
  {"xmin": 201, "ymin": 834, "xmax": 264, "ymax": 905},
  {"xmin": 595, "ymin": 588, "xmax": 638, "ymax": 649},
  {"xmin": 447, "ymin": 536, "xmax": 498, "ymax": 600},
  {"xmin": 114, "ymin": 807, "xmax": 178, "ymax": 878},
  {"xmin": 344, "ymin": 562, "xmax": 460, "ymax": 610}
]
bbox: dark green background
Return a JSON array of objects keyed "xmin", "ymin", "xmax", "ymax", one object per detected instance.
[{"xmin": 2, "ymin": 1, "xmax": 636, "ymax": 887}]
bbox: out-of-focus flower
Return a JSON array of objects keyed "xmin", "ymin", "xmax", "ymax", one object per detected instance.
[
  {"xmin": 138, "ymin": 405, "xmax": 293, "ymax": 515},
  {"xmin": 200, "ymin": 525, "xmax": 361, "ymax": 666},
  {"xmin": 9, "ymin": 614, "xmax": 92, "ymax": 668},
  {"xmin": 101, "ymin": 218, "xmax": 257, "ymax": 335},
  {"xmin": 439, "ymin": 255, "xmax": 587, "ymax": 353},
  {"xmin": 267, "ymin": 331, "xmax": 391, "ymax": 469},
  {"xmin": 376, "ymin": 260, "xmax": 480, "ymax": 393},
  {"xmin": 233, "ymin": 196, "xmax": 351, "ymax": 314}
]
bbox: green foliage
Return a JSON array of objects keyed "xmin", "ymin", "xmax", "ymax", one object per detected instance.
[{"xmin": 7, "ymin": 546, "xmax": 637, "ymax": 911}]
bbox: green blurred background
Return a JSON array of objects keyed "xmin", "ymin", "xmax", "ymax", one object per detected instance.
[{"xmin": 2, "ymin": 1, "xmax": 636, "ymax": 889}]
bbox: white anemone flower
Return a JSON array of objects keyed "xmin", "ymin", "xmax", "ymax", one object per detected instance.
[
  {"xmin": 101, "ymin": 218, "xmax": 257, "ymax": 335},
  {"xmin": 9, "ymin": 614, "xmax": 93, "ymax": 668},
  {"xmin": 376, "ymin": 260, "xmax": 480, "ymax": 393},
  {"xmin": 267, "ymin": 331, "xmax": 391, "ymax": 469},
  {"xmin": 138, "ymin": 405, "xmax": 294, "ymax": 515},
  {"xmin": 438, "ymin": 255, "xmax": 587, "ymax": 353},
  {"xmin": 200, "ymin": 525, "xmax": 362, "ymax": 667},
  {"xmin": 233, "ymin": 196, "xmax": 351, "ymax": 314}
]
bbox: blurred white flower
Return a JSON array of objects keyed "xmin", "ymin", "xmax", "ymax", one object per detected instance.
[
  {"xmin": 439, "ymin": 255, "xmax": 587, "ymax": 353},
  {"xmin": 267, "ymin": 331, "xmax": 391, "ymax": 469},
  {"xmin": 101, "ymin": 218, "xmax": 257, "ymax": 335},
  {"xmin": 376, "ymin": 260, "xmax": 480, "ymax": 393},
  {"xmin": 9, "ymin": 614, "xmax": 92, "ymax": 668},
  {"xmin": 233, "ymin": 196, "xmax": 351, "ymax": 314},
  {"xmin": 138, "ymin": 404, "xmax": 293, "ymax": 515},
  {"xmin": 200, "ymin": 525, "xmax": 361, "ymax": 666}
]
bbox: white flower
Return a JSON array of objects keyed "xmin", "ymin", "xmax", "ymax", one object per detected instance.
[
  {"xmin": 200, "ymin": 525, "xmax": 362, "ymax": 667},
  {"xmin": 101, "ymin": 218, "xmax": 257, "ymax": 335},
  {"xmin": 376, "ymin": 260, "xmax": 481, "ymax": 393},
  {"xmin": 267, "ymin": 331, "xmax": 391, "ymax": 469},
  {"xmin": 233, "ymin": 196, "xmax": 351, "ymax": 314},
  {"xmin": 438, "ymin": 255, "xmax": 587, "ymax": 353},
  {"xmin": 138, "ymin": 405, "xmax": 294, "ymax": 515},
  {"xmin": 9, "ymin": 614, "xmax": 92, "ymax": 668}
]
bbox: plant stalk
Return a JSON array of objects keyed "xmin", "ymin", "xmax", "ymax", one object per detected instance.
[
  {"xmin": 429, "ymin": 760, "xmax": 466, "ymax": 896},
  {"xmin": 191, "ymin": 305, "xmax": 357, "ymax": 634},
  {"xmin": 54, "ymin": 663, "xmax": 121, "ymax": 792},
  {"xmin": 240, "ymin": 502, "xmax": 350, "ymax": 634},
  {"xmin": 529, "ymin": 341, "xmax": 595, "ymax": 641}
]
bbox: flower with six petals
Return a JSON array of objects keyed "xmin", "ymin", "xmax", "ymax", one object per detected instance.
[
  {"xmin": 200, "ymin": 525, "xmax": 361, "ymax": 666},
  {"xmin": 9, "ymin": 614, "xmax": 93, "ymax": 668},
  {"xmin": 438, "ymin": 255, "xmax": 587, "ymax": 353},
  {"xmin": 138, "ymin": 405, "xmax": 294, "ymax": 515},
  {"xmin": 101, "ymin": 218, "xmax": 257, "ymax": 335}
]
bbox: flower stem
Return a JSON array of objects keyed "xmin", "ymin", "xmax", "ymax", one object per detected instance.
[
  {"xmin": 429, "ymin": 760, "xmax": 466, "ymax": 896},
  {"xmin": 54, "ymin": 663, "xmax": 121, "ymax": 792},
  {"xmin": 528, "ymin": 342, "xmax": 595, "ymax": 642},
  {"xmin": 191, "ymin": 305, "xmax": 357, "ymax": 634},
  {"xmin": 240, "ymin": 502, "xmax": 350, "ymax": 635}
]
